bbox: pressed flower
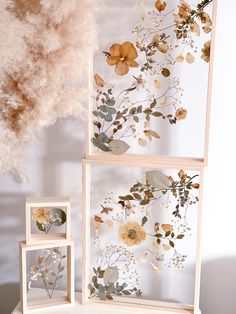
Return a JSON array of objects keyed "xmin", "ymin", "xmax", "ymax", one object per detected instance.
[
  {"xmin": 119, "ymin": 222, "xmax": 146, "ymax": 246},
  {"xmin": 175, "ymin": 107, "xmax": 187, "ymax": 120},
  {"xmin": 106, "ymin": 41, "xmax": 138, "ymax": 76},
  {"xmin": 155, "ymin": 0, "xmax": 167, "ymax": 12},
  {"xmin": 133, "ymin": 74, "xmax": 146, "ymax": 89},
  {"xmin": 201, "ymin": 40, "xmax": 211, "ymax": 63},
  {"xmin": 178, "ymin": 169, "xmax": 187, "ymax": 180},
  {"xmin": 32, "ymin": 208, "xmax": 52, "ymax": 224}
]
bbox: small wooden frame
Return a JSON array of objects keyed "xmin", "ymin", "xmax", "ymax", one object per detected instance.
[
  {"xmin": 25, "ymin": 197, "xmax": 71, "ymax": 244},
  {"xmin": 19, "ymin": 240, "xmax": 74, "ymax": 313},
  {"xmin": 82, "ymin": 158, "xmax": 204, "ymax": 314}
]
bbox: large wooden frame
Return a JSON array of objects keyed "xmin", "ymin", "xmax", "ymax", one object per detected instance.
[
  {"xmin": 19, "ymin": 240, "xmax": 74, "ymax": 313},
  {"xmin": 25, "ymin": 197, "xmax": 71, "ymax": 244},
  {"xmin": 85, "ymin": 0, "xmax": 217, "ymax": 167},
  {"xmin": 82, "ymin": 158, "xmax": 204, "ymax": 314}
]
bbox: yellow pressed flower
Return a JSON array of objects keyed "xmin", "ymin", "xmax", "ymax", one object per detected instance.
[
  {"xmin": 106, "ymin": 41, "xmax": 138, "ymax": 76},
  {"xmin": 32, "ymin": 208, "xmax": 52, "ymax": 224},
  {"xmin": 119, "ymin": 222, "xmax": 146, "ymax": 246}
]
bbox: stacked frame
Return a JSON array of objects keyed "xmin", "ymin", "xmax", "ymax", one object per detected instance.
[{"xmin": 82, "ymin": 159, "xmax": 204, "ymax": 313}]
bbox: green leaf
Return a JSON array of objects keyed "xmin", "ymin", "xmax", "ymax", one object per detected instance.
[
  {"xmin": 141, "ymin": 216, "xmax": 148, "ymax": 226},
  {"xmin": 161, "ymin": 68, "xmax": 170, "ymax": 77},
  {"xmin": 152, "ymin": 111, "xmax": 163, "ymax": 117},
  {"xmin": 177, "ymin": 234, "xmax": 185, "ymax": 239},
  {"xmin": 123, "ymin": 290, "xmax": 131, "ymax": 295},
  {"xmin": 146, "ymin": 170, "xmax": 170, "ymax": 190},
  {"xmin": 133, "ymin": 193, "xmax": 141, "ymax": 200},
  {"xmin": 119, "ymin": 195, "xmax": 134, "ymax": 201},
  {"xmin": 108, "ymin": 140, "xmax": 130, "ymax": 155},
  {"xmin": 36, "ymin": 221, "xmax": 45, "ymax": 232},
  {"xmin": 169, "ymin": 240, "xmax": 175, "ymax": 248},
  {"xmin": 156, "ymin": 233, "xmax": 163, "ymax": 238},
  {"xmin": 92, "ymin": 132, "xmax": 111, "ymax": 152},
  {"xmin": 51, "ymin": 208, "xmax": 66, "ymax": 226}
]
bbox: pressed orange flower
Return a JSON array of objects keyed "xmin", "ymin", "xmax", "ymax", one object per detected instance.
[
  {"xmin": 201, "ymin": 40, "xmax": 211, "ymax": 63},
  {"xmin": 119, "ymin": 222, "xmax": 146, "ymax": 246},
  {"xmin": 32, "ymin": 208, "xmax": 52, "ymax": 224},
  {"xmin": 106, "ymin": 41, "xmax": 138, "ymax": 76},
  {"xmin": 155, "ymin": 0, "xmax": 167, "ymax": 12}
]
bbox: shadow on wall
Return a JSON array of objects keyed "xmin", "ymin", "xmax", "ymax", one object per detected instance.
[
  {"xmin": 0, "ymin": 282, "xmax": 19, "ymax": 314},
  {"xmin": 200, "ymin": 257, "xmax": 236, "ymax": 314}
]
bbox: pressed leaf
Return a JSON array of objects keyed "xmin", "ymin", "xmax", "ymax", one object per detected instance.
[
  {"xmin": 123, "ymin": 290, "xmax": 131, "ymax": 295},
  {"xmin": 106, "ymin": 295, "xmax": 113, "ymax": 300},
  {"xmin": 36, "ymin": 221, "xmax": 45, "ymax": 232},
  {"xmin": 161, "ymin": 68, "xmax": 170, "ymax": 77},
  {"xmin": 51, "ymin": 208, "xmax": 66, "ymax": 226},
  {"xmin": 152, "ymin": 111, "xmax": 162, "ymax": 117},
  {"xmin": 144, "ymin": 130, "xmax": 160, "ymax": 139},
  {"xmin": 141, "ymin": 252, "xmax": 148, "ymax": 263},
  {"xmin": 146, "ymin": 170, "xmax": 170, "ymax": 189},
  {"xmin": 119, "ymin": 195, "xmax": 134, "ymax": 201},
  {"xmin": 169, "ymin": 240, "xmax": 175, "ymax": 248},
  {"xmin": 177, "ymin": 234, "xmax": 185, "ymax": 239},
  {"xmin": 108, "ymin": 139, "xmax": 130, "ymax": 155},
  {"xmin": 191, "ymin": 183, "xmax": 200, "ymax": 189},
  {"xmin": 133, "ymin": 193, "xmax": 142, "ymax": 200},
  {"xmin": 141, "ymin": 216, "xmax": 148, "ymax": 226}
]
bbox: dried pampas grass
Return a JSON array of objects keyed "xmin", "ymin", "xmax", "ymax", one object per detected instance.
[{"xmin": 0, "ymin": 0, "xmax": 99, "ymax": 176}]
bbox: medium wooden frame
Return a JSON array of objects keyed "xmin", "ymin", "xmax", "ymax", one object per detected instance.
[
  {"xmin": 25, "ymin": 197, "xmax": 71, "ymax": 244},
  {"xmin": 82, "ymin": 158, "xmax": 204, "ymax": 314},
  {"xmin": 19, "ymin": 240, "xmax": 74, "ymax": 313},
  {"xmin": 85, "ymin": 0, "xmax": 217, "ymax": 167}
]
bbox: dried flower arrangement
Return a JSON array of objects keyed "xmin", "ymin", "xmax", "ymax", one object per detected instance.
[
  {"xmin": 0, "ymin": 0, "xmax": 100, "ymax": 176},
  {"xmin": 32, "ymin": 207, "xmax": 66, "ymax": 234},
  {"xmin": 28, "ymin": 247, "xmax": 66, "ymax": 299},
  {"xmin": 92, "ymin": 0, "xmax": 213, "ymax": 155},
  {"xmin": 89, "ymin": 168, "xmax": 200, "ymax": 301}
]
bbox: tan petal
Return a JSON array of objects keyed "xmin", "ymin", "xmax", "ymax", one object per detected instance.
[
  {"xmin": 186, "ymin": 52, "xmax": 195, "ymax": 64},
  {"xmin": 154, "ymin": 79, "xmax": 162, "ymax": 88},
  {"xmin": 191, "ymin": 21, "xmax": 200, "ymax": 36},
  {"xmin": 202, "ymin": 26, "xmax": 211, "ymax": 33},
  {"xmin": 109, "ymin": 44, "xmax": 121, "ymax": 57},
  {"xmin": 126, "ymin": 59, "xmax": 138, "ymax": 67},
  {"xmin": 106, "ymin": 56, "xmax": 120, "ymax": 66},
  {"xmin": 94, "ymin": 73, "xmax": 105, "ymax": 87},
  {"xmin": 157, "ymin": 44, "xmax": 169, "ymax": 53},
  {"xmin": 120, "ymin": 41, "xmax": 138, "ymax": 59},
  {"xmin": 176, "ymin": 54, "xmax": 184, "ymax": 63},
  {"xmin": 161, "ymin": 224, "xmax": 172, "ymax": 232},
  {"xmin": 115, "ymin": 61, "xmax": 129, "ymax": 75}
]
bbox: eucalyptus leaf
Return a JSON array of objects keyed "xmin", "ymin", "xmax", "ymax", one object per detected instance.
[
  {"xmin": 36, "ymin": 221, "xmax": 45, "ymax": 232},
  {"xmin": 108, "ymin": 140, "xmax": 130, "ymax": 155},
  {"xmin": 92, "ymin": 133, "xmax": 111, "ymax": 152},
  {"xmin": 103, "ymin": 266, "xmax": 119, "ymax": 285},
  {"xmin": 146, "ymin": 170, "xmax": 170, "ymax": 190},
  {"xmin": 51, "ymin": 208, "xmax": 66, "ymax": 226}
]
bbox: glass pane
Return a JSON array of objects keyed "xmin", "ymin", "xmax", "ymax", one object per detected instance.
[
  {"xmin": 31, "ymin": 206, "xmax": 67, "ymax": 239},
  {"xmin": 88, "ymin": 164, "xmax": 200, "ymax": 306},
  {"xmin": 26, "ymin": 246, "xmax": 68, "ymax": 307},
  {"xmin": 91, "ymin": 0, "xmax": 214, "ymax": 158}
]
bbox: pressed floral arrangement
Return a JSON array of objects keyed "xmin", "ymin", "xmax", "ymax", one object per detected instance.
[
  {"xmin": 91, "ymin": 0, "xmax": 213, "ymax": 157},
  {"xmin": 88, "ymin": 166, "xmax": 200, "ymax": 302},
  {"xmin": 28, "ymin": 247, "xmax": 66, "ymax": 299},
  {"xmin": 32, "ymin": 207, "xmax": 66, "ymax": 234}
]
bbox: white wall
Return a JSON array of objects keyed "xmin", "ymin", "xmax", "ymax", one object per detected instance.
[{"xmin": 0, "ymin": 0, "xmax": 236, "ymax": 313}]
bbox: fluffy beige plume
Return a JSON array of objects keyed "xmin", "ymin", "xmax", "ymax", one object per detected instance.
[{"xmin": 0, "ymin": 0, "xmax": 99, "ymax": 176}]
